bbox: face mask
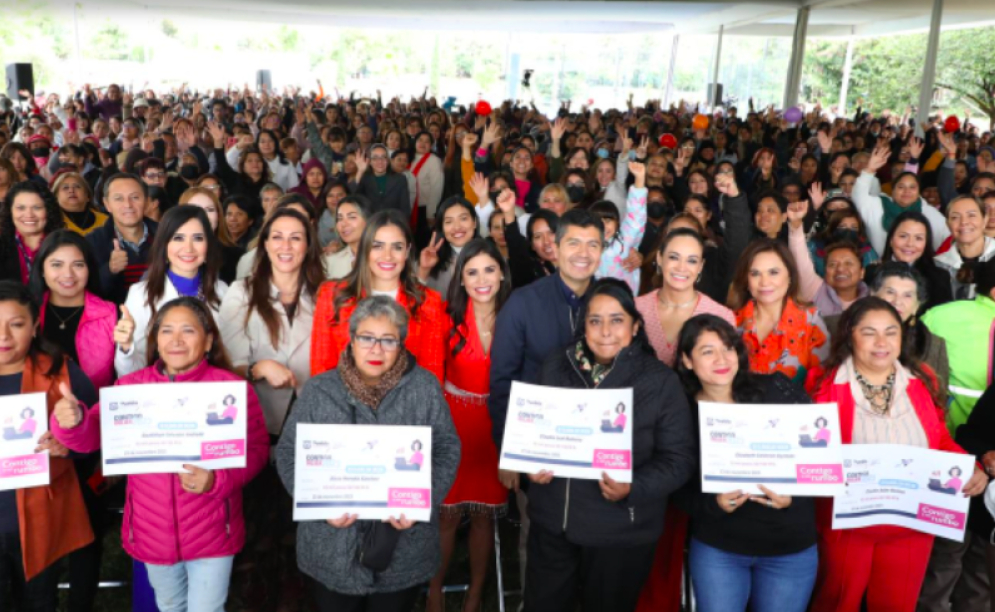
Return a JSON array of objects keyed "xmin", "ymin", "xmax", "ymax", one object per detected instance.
[
  {"xmin": 596, "ymin": 148, "xmax": 610, "ymax": 159},
  {"xmin": 180, "ymin": 164, "xmax": 200, "ymax": 180},
  {"xmin": 628, "ymin": 150, "xmax": 637, "ymax": 161},
  {"xmin": 488, "ymin": 190, "xmax": 502, "ymax": 203},
  {"xmin": 32, "ymin": 146, "xmax": 50, "ymax": 158},
  {"xmin": 566, "ymin": 184, "xmax": 586, "ymax": 204},
  {"xmin": 647, "ymin": 201, "xmax": 670, "ymax": 220},
  {"xmin": 833, "ymin": 228, "xmax": 859, "ymax": 244}
]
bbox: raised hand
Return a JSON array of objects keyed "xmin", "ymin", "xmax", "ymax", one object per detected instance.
[
  {"xmin": 114, "ymin": 304, "xmax": 136, "ymax": 352},
  {"xmin": 786, "ymin": 199, "xmax": 809, "ymax": 229},
  {"xmin": 179, "ymin": 464, "xmax": 215, "ymax": 494},
  {"xmin": 418, "ymin": 232, "xmax": 446, "ymax": 276},
  {"xmin": 469, "ymin": 172, "xmax": 489, "ymax": 204},
  {"xmin": 635, "ymin": 135, "xmax": 649, "ymax": 159},
  {"xmin": 937, "ymin": 131, "xmax": 957, "ymax": 159},
  {"xmin": 550, "ymin": 117, "xmax": 566, "ymax": 142},
  {"xmin": 496, "ymin": 188, "xmax": 517, "ymax": 223},
  {"xmin": 867, "ymin": 144, "xmax": 890, "ymax": 174},
  {"xmin": 207, "ymin": 121, "xmax": 226, "ymax": 148},
  {"xmin": 53, "ymin": 382, "xmax": 83, "ymax": 429},
  {"xmin": 628, "ymin": 160, "xmax": 646, "ymax": 188},
  {"xmin": 714, "ymin": 171, "xmax": 740, "ymax": 197},
  {"xmin": 808, "ymin": 181, "xmax": 826, "ymax": 211},
  {"xmin": 481, "ymin": 120, "xmax": 503, "ymax": 149},
  {"xmin": 354, "ymin": 149, "xmax": 369, "ymax": 177},
  {"xmin": 462, "ymin": 132, "xmax": 479, "ymax": 153},
  {"xmin": 908, "ymin": 136, "xmax": 924, "ymax": 160}
]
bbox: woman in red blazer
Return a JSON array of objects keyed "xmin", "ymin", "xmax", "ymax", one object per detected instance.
[
  {"xmin": 805, "ymin": 297, "xmax": 987, "ymax": 612},
  {"xmin": 311, "ymin": 210, "xmax": 446, "ymax": 383}
]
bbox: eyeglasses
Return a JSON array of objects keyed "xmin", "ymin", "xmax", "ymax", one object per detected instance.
[{"xmin": 354, "ymin": 334, "xmax": 401, "ymax": 352}]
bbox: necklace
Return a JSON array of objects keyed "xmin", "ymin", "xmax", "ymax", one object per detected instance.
[
  {"xmin": 855, "ymin": 370, "xmax": 896, "ymax": 415},
  {"xmin": 50, "ymin": 305, "xmax": 84, "ymax": 330},
  {"xmin": 658, "ymin": 291, "xmax": 698, "ymax": 309}
]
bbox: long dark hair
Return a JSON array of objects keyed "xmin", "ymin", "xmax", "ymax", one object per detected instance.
[
  {"xmin": 675, "ymin": 314, "xmax": 764, "ymax": 403},
  {"xmin": 247, "ymin": 209, "xmax": 324, "ymax": 349},
  {"xmin": 257, "ymin": 129, "xmax": 289, "ymax": 165},
  {"xmin": 430, "ymin": 196, "xmax": 480, "ymax": 280},
  {"xmin": 146, "ymin": 296, "xmax": 233, "ymax": 372},
  {"xmin": 332, "ymin": 210, "xmax": 425, "ymax": 323},
  {"xmin": 0, "ymin": 181, "xmax": 65, "ymax": 248},
  {"xmin": 0, "ymin": 142, "xmax": 38, "ymax": 177},
  {"xmin": 144, "ymin": 206, "xmax": 223, "ymax": 318},
  {"xmin": 237, "ymin": 145, "xmax": 273, "ymax": 184},
  {"xmin": 0, "ymin": 281, "xmax": 64, "ymax": 375},
  {"xmin": 880, "ymin": 210, "xmax": 940, "ymax": 275},
  {"xmin": 817, "ymin": 296, "xmax": 941, "ymax": 405},
  {"xmin": 727, "ymin": 238, "xmax": 803, "ymax": 311},
  {"xmin": 28, "ymin": 230, "xmax": 101, "ymax": 299},
  {"xmin": 445, "ymin": 239, "xmax": 511, "ymax": 356},
  {"xmin": 572, "ymin": 278, "xmax": 652, "ymax": 354}
]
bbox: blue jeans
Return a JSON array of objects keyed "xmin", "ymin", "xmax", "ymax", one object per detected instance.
[
  {"xmin": 145, "ymin": 555, "xmax": 234, "ymax": 612},
  {"xmin": 689, "ymin": 538, "xmax": 817, "ymax": 612}
]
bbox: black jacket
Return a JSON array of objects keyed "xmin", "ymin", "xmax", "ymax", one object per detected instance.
[
  {"xmin": 677, "ymin": 373, "xmax": 818, "ymax": 556},
  {"xmin": 86, "ymin": 218, "xmax": 158, "ymax": 304},
  {"xmin": 955, "ymin": 384, "xmax": 995, "ymax": 541},
  {"xmin": 524, "ymin": 344, "xmax": 696, "ymax": 548},
  {"xmin": 699, "ymin": 191, "xmax": 752, "ymax": 305},
  {"xmin": 504, "ymin": 217, "xmax": 555, "ymax": 289},
  {"xmin": 349, "ymin": 172, "xmax": 410, "ymax": 217}
]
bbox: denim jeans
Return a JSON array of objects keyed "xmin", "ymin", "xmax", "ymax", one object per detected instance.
[
  {"xmin": 689, "ymin": 538, "xmax": 817, "ymax": 612},
  {"xmin": 145, "ymin": 555, "xmax": 234, "ymax": 612}
]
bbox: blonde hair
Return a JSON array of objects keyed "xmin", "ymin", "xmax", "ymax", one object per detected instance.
[
  {"xmin": 178, "ymin": 186, "xmax": 236, "ymax": 247},
  {"xmin": 52, "ymin": 172, "xmax": 94, "ymax": 208}
]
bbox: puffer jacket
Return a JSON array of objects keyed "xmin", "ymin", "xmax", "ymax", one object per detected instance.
[
  {"xmin": 40, "ymin": 291, "xmax": 117, "ymax": 389},
  {"xmin": 275, "ymin": 354, "xmax": 461, "ymax": 595},
  {"xmin": 50, "ymin": 359, "xmax": 269, "ymax": 565},
  {"xmin": 527, "ymin": 343, "xmax": 696, "ymax": 548}
]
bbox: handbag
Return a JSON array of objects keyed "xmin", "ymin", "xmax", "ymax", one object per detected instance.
[{"xmin": 349, "ymin": 404, "xmax": 402, "ymax": 572}]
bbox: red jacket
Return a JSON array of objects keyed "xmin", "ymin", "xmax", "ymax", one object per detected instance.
[
  {"xmin": 51, "ymin": 359, "xmax": 268, "ymax": 565},
  {"xmin": 310, "ymin": 281, "xmax": 446, "ymax": 383}
]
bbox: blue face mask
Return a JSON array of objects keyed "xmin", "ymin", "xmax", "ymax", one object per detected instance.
[
  {"xmin": 596, "ymin": 148, "xmax": 610, "ymax": 159},
  {"xmin": 628, "ymin": 150, "xmax": 637, "ymax": 161}
]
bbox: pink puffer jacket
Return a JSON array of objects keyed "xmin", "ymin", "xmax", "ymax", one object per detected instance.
[
  {"xmin": 40, "ymin": 291, "xmax": 117, "ymax": 389},
  {"xmin": 51, "ymin": 359, "xmax": 268, "ymax": 565}
]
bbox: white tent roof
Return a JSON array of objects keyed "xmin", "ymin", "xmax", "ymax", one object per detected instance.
[{"xmin": 120, "ymin": 0, "xmax": 995, "ymax": 36}]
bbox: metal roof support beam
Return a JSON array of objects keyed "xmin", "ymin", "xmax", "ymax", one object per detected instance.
[
  {"xmin": 838, "ymin": 33, "xmax": 854, "ymax": 117},
  {"xmin": 916, "ymin": 0, "xmax": 944, "ymax": 137},
  {"xmin": 783, "ymin": 6, "xmax": 810, "ymax": 109},
  {"xmin": 710, "ymin": 25, "xmax": 724, "ymax": 106},
  {"xmin": 663, "ymin": 34, "xmax": 679, "ymax": 108}
]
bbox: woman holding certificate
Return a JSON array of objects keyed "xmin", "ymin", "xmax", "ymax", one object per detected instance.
[
  {"xmin": 0, "ymin": 281, "xmax": 97, "ymax": 612},
  {"xmin": 115, "ymin": 205, "xmax": 228, "ymax": 377},
  {"xmin": 310, "ymin": 210, "xmax": 447, "ymax": 382},
  {"xmin": 523, "ymin": 278, "xmax": 696, "ymax": 612},
  {"xmin": 806, "ymin": 297, "xmax": 987, "ymax": 612},
  {"xmin": 276, "ymin": 296, "xmax": 460, "ymax": 612},
  {"xmin": 674, "ymin": 314, "xmax": 817, "ymax": 612},
  {"xmin": 51, "ymin": 296, "xmax": 269, "ymax": 612}
]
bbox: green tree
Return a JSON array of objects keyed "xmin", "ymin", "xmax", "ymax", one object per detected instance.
[
  {"xmin": 936, "ymin": 28, "xmax": 995, "ymax": 130},
  {"xmin": 88, "ymin": 22, "xmax": 131, "ymax": 61}
]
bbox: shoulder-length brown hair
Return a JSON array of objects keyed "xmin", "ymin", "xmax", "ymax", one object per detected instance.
[
  {"xmin": 144, "ymin": 206, "xmax": 223, "ymax": 318},
  {"xmin": 726, "ymin": 238, "xmax": 803, "ymax": 311},
  {"xmin": 816, "ymin": 296, "xmax": 941, "ymax": 406},
  {"xmin": 247, "ymin": 209, "xmax": 324, "ymax": 349},
  {"xmin": 146, "ymin": 296, "xmax": 233, "ymax": 372},
  {"xmin": 332, "ymin": 210, "xmax": 425, "ymax": 324}
]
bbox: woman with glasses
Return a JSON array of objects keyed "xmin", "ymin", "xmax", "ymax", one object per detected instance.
[{"xmin": 348, "ymin": 144, "xmax": 410, "ymax": 216}]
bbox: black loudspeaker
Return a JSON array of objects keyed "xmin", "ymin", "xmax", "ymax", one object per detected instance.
[
  {"xmin": 707, "ymin": 83, "xmax": 724, "ymax": 107},
  {"xmin": 256, "ymin": 70, "xmax": 272, "ymax": 91},
  {"xmin": 5, "ymin": 63, "xmax": 33, "ymax": 99}
]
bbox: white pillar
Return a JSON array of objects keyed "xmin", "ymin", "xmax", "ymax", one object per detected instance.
[
  {"xmin": 916, "ymin": 0, "xmax": 944, "ymax": 137},
  {"xmin": 838, "ymin": 34, "xmax": 854, "ymax": 117},
  {"xmin": 783, "ymin": 6, "xmax": 810, "ymax": 109},
  {"xmin": 663, "ymin": 34, "xmax": 679, "ymax": 107},
  {"xmin": 73, "ymin": 3, "xmax": 82, "ymax": 73},
  {"xmin": 710, "ymin": 25, "xmax": 724, "ymax": 106}
]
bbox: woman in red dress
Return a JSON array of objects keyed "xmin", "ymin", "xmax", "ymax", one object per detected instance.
[{"xmin": 427, "ymin": 239, "xmax": 511, "ymax": 612}]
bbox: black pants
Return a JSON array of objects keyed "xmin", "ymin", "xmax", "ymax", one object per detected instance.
[
  {"xmin": 66, "ymin": 454, "xmax": 105, "ymax": 612},
  {"xmin": 523, "ymin": 523, "xmax": 657, "ymax": 612},
  {"xmin": 0, "ymin": 531, "xmax": 60, "ymax": 612},
  {"xmin": 311, "ymin": 579, "xmax": 421, "ymax": 612}
]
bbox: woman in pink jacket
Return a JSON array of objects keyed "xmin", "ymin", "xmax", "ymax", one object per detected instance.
[{"xmin": 50, "ymin": 296, "xmax": 269, "ymax": 612}]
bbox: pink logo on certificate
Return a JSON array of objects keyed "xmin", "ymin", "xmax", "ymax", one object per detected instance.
[
  {"xmin": 592, "ymin": 449, "xmax": 632, "ymax": 470},
  {"xmin": 0, "ymin": 453, "xmax": 48, "ymax": 477},
  {"xmin": 918, "ymin": 503, "xmax": 966, "ymax": 530},
  {"xmin": 201, "ymin": 440, "xmax": 245, "ymax": 460},
  {"xmin": 388, "ymin": 488, "xmax": 430, "ymax": 509},
  {"xmin": 796, "ymin": 464, "xmax": 843, "ymax": 484}
]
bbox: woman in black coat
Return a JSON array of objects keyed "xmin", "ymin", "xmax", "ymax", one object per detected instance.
[
  {"xmin": 348, "ymin": 144, "xmax": 410, "ymax": 216},
  {"xmin": 519, "ymin": 278, "xmax": 696, "ymax": 612}
]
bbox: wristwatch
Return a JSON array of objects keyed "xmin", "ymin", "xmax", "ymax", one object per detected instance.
[{"xmin": 246, "ymin": 362, "xmax": 258, "ymax": 383}]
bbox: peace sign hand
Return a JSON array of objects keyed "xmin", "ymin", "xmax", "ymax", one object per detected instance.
[{"xmin": 418, "ymin": 232, "xmax": 446, "ymax": 278}]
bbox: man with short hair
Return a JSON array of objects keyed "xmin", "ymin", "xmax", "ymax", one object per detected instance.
[{"xmin": 87, "ymin": 173, "xmax": 158, "ymax": 303}]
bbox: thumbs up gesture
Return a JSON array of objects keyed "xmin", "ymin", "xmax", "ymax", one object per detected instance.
[
  {"xmin": 114, "ymin": 305, "xmax": 136, "ymax": 353},
  {"xmin": 109, "ymin": 239, "xmax": 129, "ymax": 275},
  {"xmin": 53, "ymin": 382, "xmax": 83, "ymax": 429}
]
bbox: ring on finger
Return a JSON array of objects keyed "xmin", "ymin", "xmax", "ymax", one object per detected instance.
[
  {"xmin": 728, "ymin": 500, "xmax": 736, "ymax": 508},
  {"xmin": 767, "ymin": 499, "xmax": 774, "ymax": 509}
]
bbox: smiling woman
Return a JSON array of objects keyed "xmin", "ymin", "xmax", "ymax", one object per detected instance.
[{"xmin": 0, "ymin": 181, "xmax": 66, "ymax": 284}]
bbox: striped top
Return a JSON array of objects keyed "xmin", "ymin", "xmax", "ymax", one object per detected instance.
[{"xmin": 635, "ymin": 290, "xmax": 736, "ymax": 367}]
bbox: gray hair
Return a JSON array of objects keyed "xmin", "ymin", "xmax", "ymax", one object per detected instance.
[
  {"xmin": 349, "ymin": 296, "xmax": 409, "ymax": 342},
  {"xmin": 869, "ymin": 261, "xmax": 929, "ymax": 304}
]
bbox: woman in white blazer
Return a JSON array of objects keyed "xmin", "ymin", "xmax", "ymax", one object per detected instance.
[
  {"xmin": 220, "ymin": 208, "xmax": 325, "ymax": 436},
  {"xmin": 115, "ymin": 206, "xmax": 228, "ymax": 376}
]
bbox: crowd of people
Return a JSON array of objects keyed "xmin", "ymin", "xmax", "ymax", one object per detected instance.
[{"xmin": 0, "ymin": 78, "xmax": 995, "ymax": 612}]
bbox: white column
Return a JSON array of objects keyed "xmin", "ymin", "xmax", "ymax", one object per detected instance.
[
  {"xmin": 73, "ymin": 3, "xmax": 83, "ymax": 72},
  {"xmin": 710, "ymin": 25, "xmax": 724, "ymax": 106},
  {"xmin": 838, "ymin": 34, "xmax": 855, "ymax": 117},
  {"xmin": 916, "ymin": 0, "xmax": 944, "ymax": 137},
  {"xmin": 663, "ymin": 34, "xmax": 679, "ymax": 108},
  {"xmin": 782, "ymin": 6, "xmax": 810, "ymax": 109}
]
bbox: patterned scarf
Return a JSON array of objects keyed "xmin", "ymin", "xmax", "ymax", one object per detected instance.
[
  {"xmin": 338, "ymin": 348, "xmax": 409, "ymax": 409},
  {"xmin": 573, "ymin": 341, "xmax": 615, "ymax": 387}
]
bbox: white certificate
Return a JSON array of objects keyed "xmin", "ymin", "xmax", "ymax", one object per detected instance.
[
  {"xmin": 698, "ymin": 402, "xmax": 844, "ymax": 496},
  {"xmin": 0, "ymin": 393, "xmax": 49, "ymax": 491},
  {"xmin": 100, "ymin": 382, "xmax": 247, "ymax": 476},
  {"xmin": 293, "ymin": 424, "xmax": 433, "ymax": 522},
  {"xmin": 499, "ymin": 382, "xmax": 634, "ymax": 483},
  {"xmin": 833, "ymin": 444, "xmax": 974, "ymax": 541}
]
